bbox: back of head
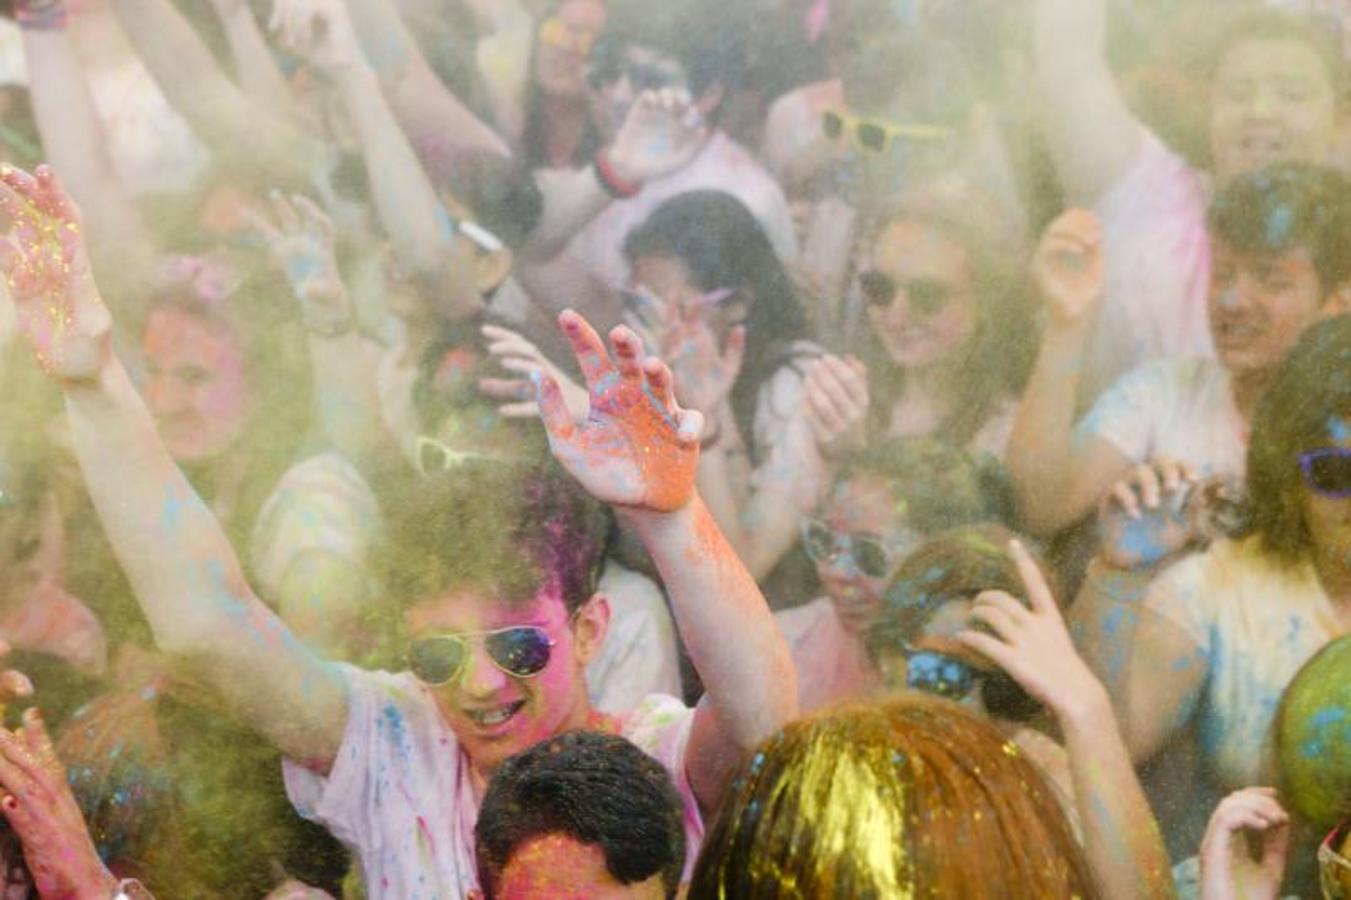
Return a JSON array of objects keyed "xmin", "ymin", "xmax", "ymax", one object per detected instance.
[
  {"xmin": 688, "ymin": 694, "xmax": 1095, "ymax": 899},
  {"xmin": 598, "ymin": 0, "xmax": 747, "ymax": 97},
  {"xmin": 476, "ymin": 730, "xmax": 686, "ymax": 899},
  {"xmin": 870, "ymin": 524, "xmax": 1048, "ymax": 723},
  {"xmin": 1209, "ymin": 163, "xmax": 1351, "ymax": 294},
  {"xmin": 1278, "ymin": 634, "xmax": 1351, "ymax": 830},
  {"xmin": 1245, "ymin": 314, "xmax": 1351, "ymax": 565},
  {"xmin": 837, "ymin": 437, "xmax": 1016, "ymax": 535}
]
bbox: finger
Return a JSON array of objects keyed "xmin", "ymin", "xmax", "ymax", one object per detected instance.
[
  {"xmin": 675, "ymin": 408, "xmax": 703, "ymax": 445},
  {"xmin": 0, "ymin": 164, "xmax": 39, "ymax": 202},
  {"xmin": 559, "ymin": 310, "xmax": 616, "ymax": 389},
  {"xmin": 478, "ymin": 376, "xmax": 535, "ymax": 401},
  {"xmin": 954, "ymin": 629, "xmax": 1014, "ymax": 670},
  {"xmin": 1007, "ymin": 540, "xmax": 1057, "ymax": 615},
  {"xmin": 643, "ymin": 356, "xmax": 678, "ymax": 415},
  {"xmin": 723, "ymin": 325, "xmax": 746, "ymax": 373},
  {"xmin": 1110, "ymin": 479, "xmax": 1142, "ymax": 519},
  {"xmin": 966, "ymin": 602, "xmax": 1022, "ymax": 642},
  {"xmin": 536, "ymin": 373, "xmax": 578, "ymax": 442},
  {"xmin": 610, "ymin": 324, "xmax": 645, "ymax": 382},
  {"xmin": 290, "ymin": 194, "xmax": 333, "ymax": 237},
  {"xmin": 805, "ymin": 380, "xmax": 847, "ymax": 435},
  {"xmin": 239, "ymin": 205, "xmax": 282, "ymax": 242},
  {"xmin": 0, "ymin": 671, "xmax": 33, "ymax": 705},
  {"xmin": 1132, "ymin": 464, "xmax": 1162, "ymax": 510},
  {"xmin": 18, "ymin": 709, "xmax": 53, "ymax": 770},
  {"xmin": 824, "ymin": 354, "xmax": 869, "ymax": 407},
  {"xmin": 0, "ymin": 730, "xmax": 39, "ymax": 786},
  {"xmin": 497, "ymin": 358, "xmax": 550, "ymax": 379},
  {"xmin": 499, "ymin": 401, "xmax": 542, "ymax": 418},
  {"xmin": 1155, "ymin": 457, "xmax": 1184, "ymax": 496}
]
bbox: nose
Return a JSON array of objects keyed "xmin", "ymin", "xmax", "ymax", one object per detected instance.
[
  {"xmin": 1219, "ymin": 272, "xmax": 1259, "ymax": 312},
  {"xmin": 147, "ymin": 375, "xmax": 189, "ymax": 416},
  {"xmin": 1244, "ymin": 85, "xmax": 1277, "ymax": 119},
  {"xmin": 459, "ymin": 640, "xmax": 511, "ymax": 698}
]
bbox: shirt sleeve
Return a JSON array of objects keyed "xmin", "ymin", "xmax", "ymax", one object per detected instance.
[
  {"xmin": 282, "ymin": 665, "xmax": 426, "ymax": 849},
  {"xmin": 1073, "ymin": 359, "xmax": 1177, "ymax": 463}
]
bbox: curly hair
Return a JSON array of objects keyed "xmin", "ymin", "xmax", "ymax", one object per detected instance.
[{"xmin": 476, "ymin": 730, "xmax": 686, "ymax": 898}]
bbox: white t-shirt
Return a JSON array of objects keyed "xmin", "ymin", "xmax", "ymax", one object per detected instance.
[
  {"xmin": 562, "ymin": 131, "xmax": 799, "ymax": 293},
  {"xmin": 1074, "ymin": 357, "xmax": 1247, "ymax": 477},
  {"xmin": 1087, "ymin": 130, "xmax": 1214, "ymax": 408},
  {"xmin": 590, "ymin": 564, "xmax": 681, "ymax": 714},
  {"xmin": 284, "ymin": 666, "xmax": 703, "ymax": 899},
  {"xmin": 1137, "ymin": 537, "xmax": 1343, "ymax": 790}
]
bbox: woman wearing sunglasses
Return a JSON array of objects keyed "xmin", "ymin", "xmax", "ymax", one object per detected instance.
[
  {"xmin": 1112, "ymin": 316, "xmax": 1351, "ymax": 836},
  {"xmin": 775, "ymin": 437, "xmax": 1013, "ymax": 712},
  {"xmin": 803, "ymin": 189, "xmax": 1035, "ymax": 466},
  {"xmin": 0, "ymin": 167, "xmax": 796, "ymax": 898}
]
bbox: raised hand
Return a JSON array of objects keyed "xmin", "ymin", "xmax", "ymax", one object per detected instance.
[
  {"xmin": 803, "ymin": 353, "xmax": 869, "ymax": 457},
  {"xmin": 269, "ymin": 0, "xmax": 362, "ymax": 75},
  {"xmin": 1199, "ymin": 788, "xmax": 1290, "ymax": 900},
  {"xmin": 0, "ymin": 165, "xmax": 112, "ymax": 383},
  {"xmin": 1096, "ymin": 457, "xmax": 1200, "ymax": 570},
  {"xmin": 957, "ymin": 539, "xmax": 1104, "ymax": 721},
  {"xmin": 479, "ymin": 323, "xmax": 589, "ymax": 421},
  {"xmin": 662, "ymin": 314, "xmax": 744, "ymax": 420},
  {"xmin": 246, "ymin": 191, "xmax": 354, "ymax": 334},
  {"xmin": 536, "ymin": 310, "xmax": 702, "ymax": 512},
  {"xmin": 607, "ymin": 88, "xmax": 710, "ymax": 185},
  {"xmin": 0, "ymin": 709, "xmax": 117, "ymax": 899},
  {"xmin": 1032, "ymin": 208, "xmax": 1103, "ymax": 328}
]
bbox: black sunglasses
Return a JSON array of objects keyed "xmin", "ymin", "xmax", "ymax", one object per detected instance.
[
  {"xmin": 858, "ymin": 270, "xmax": 956, "ymax": 316},
  {"xmin": 587, "ymin": 42, "xmax": 686, "ymax": 93},
  {"xmin": 1301, "ymin": 448, "xmax": 1351, "ymax": 499},
  {"xmin": 409, "ymin": 626, "xmax": 556, "ymax": 685}
]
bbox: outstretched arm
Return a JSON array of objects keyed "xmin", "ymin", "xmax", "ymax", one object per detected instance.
[
  {"xmin": 1007, "ymin": 209, "xmax": 1131, "ymax": 535},
  {"xmin": 1035, "ymin": 0, "xmax": 1145, "ymax": 204},
  {"xmin": 19, "ymin": 11, "xmax": 158, "ymax": 301},
  {"xmin": 959, "ymin": 541, "xmax": 1175, "ymax": 900},
  {"xmin": 536, "ymin": 311, "xmax": 798, "ymax": 814},
  {"xmin": 0, "ymin": 165, "xmax": 346, "ymax": 767},
  {"xmin": 209, "ymin": 0, "xmax": 310, "ymax": 126},
  {"xmin": 106, "ymin": 0, "xmax": 328, "ymax": 187}
]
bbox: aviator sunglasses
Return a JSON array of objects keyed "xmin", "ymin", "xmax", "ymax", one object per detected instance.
[
  {"xmin": 800, "ymin": 518, "xmax": 916, "ymax": 579},
  {"xmin": 1301, "ymin": 448, "xmax": 1351, "ymax": 499},
  {"xmin": 409, "ymin": 626, "xmax": 556, "ymax": 685}
]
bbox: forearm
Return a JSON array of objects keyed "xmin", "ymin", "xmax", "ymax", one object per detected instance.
[
  {"xmin": 343, "ymin": 0, "xmax": 509, "ymax": 159},
  {"xmin": 62, "ymin": 361, "xmax": 266, "ymax": 652},
  {"xmin": 335, "ymin": 61, "xmax": 448, "ymax": 273},
  {"xmin": 216, "ymin": 4, "xmax": 303, "ymax": 124},
  {"xmin": 524, "ymin": 165, "xmax": 614, "ymax": 261},
  {"xmin": 22, "ymin": 27, "xmax": 157, "ymax": 291},
  {"xmin": 108, "ymin": 0, "xmax": 325, "ymax": 185},
  {"xmin": 623, "ymin": 495, "xmax": 797, "ymax": 747},
  {"xmin": 474, "ymin": 1, "xmax": 533, "ymax": 143},
  {"xmin": 1035, "ymin": 0, "xmax": 1143, "ymax": 204},
  {"xmin": 1058, "ymin": 688, "xmax": 1176, "ymax": 900},
  {"xmin": 1007, "ymin": 323, "xmax": 1092, "ymax": 535}
]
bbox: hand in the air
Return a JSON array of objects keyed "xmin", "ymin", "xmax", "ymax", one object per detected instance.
[{"xmin": 1032, "ymin": 208, "xmax": 1103, "ymax": 329}]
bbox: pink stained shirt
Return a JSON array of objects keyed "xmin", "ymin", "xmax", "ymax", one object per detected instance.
[
  {"xmin": 775, "ymin": 596, "xmax": 880, "ymax": 713},
  {"xmin": 283, "ymin": 665, "xmax": 703, "ymax": 899}
]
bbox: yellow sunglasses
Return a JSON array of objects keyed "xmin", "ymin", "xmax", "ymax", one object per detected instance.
[
  {"xmin": 538, "ymin": 17, "xmax": 597, "ymax": 58},
  {"xmin": 822, "ymin": 109, "xmax": 950, "ymax": 154}
]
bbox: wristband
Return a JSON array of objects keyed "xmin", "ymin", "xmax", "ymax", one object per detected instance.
[
  {"xmin": 15, "ymin": 0, "xmax": 69, "ymax": 29},
  {"xmin": 593, "ymin": 149, "xmax": 642, "ymax": 199}
]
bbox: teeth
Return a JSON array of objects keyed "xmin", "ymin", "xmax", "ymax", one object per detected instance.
[{"xmin": 469, "ymin": 703, "xmax": 520, "ymax": 728}]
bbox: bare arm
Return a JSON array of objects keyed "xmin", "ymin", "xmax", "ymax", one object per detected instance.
[
  {"xmin": 960, "ymin": 541, "xmax": 1175, "ymax": 900},
  {"xmin": 1035, "ymin": 0, "xmax": 1145, "ymax": 204},
  {"xmin": 210, "ymin": 0, "xmax": 308, "ymax": 125},
  {"xmin": 0, "ymin": 166, "xmax": 347, "ymax": 767},
  {"xmin": 1007, "ymin": 210, "xmax": 1132, "ymax": 535},
  {"xmin": 536, "ymin": 311, "xmax": 797, "ymax": 815},
  {"xmin": 20, "ymin": 21, "xmax": 158, "ymax": 300},
  {"xmin": 106, "ymin": 0, "xmax": 328, "ymax": 187},
  {"xmin": 341, "ymin": 0, "xmax": 510, "ymax": 159}
]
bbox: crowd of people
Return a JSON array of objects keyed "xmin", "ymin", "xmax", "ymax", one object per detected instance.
[{"xmin": 0, "ymin": 0, "xmax": 1345, "ymax": 896}]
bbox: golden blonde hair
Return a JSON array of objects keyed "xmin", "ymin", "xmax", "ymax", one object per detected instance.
[{"xmin": 688, "ymin": 694, "xmax": 1095, "ymax": 899}]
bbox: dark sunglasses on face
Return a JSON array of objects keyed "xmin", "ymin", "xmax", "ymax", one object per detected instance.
[
  {"xmin": 409, "ymin": 626, "xmax": 556, "ymax": 685},
  {"xmin": 858, "ymin": 270, "xmax": 956, "ymax": 316},
  {"xmin": 904, "ymin": 647, "xmax": 979, "ymax": 700},
  {"xmin": 1300, "ymin": 447, "xmax": 1351, "ymax": 498},
  {"xmin": 587, "ymin": 43, "xmax": 685, "ymax": 93},
  {"xmin": 800, "ymin": 518, "xmax": 896, "ymax": 579}
]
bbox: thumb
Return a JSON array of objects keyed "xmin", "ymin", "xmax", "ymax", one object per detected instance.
[{"xmin": 536, "ymin": 372, "xmax": 578, "ymax": 444}]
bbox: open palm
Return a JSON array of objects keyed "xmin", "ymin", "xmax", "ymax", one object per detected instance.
[
  {"xmin": 537, "ymin": 311, "xmax": 702, "ymax": 512},
  {"xmin": 0, "ymin": 165, "xmax": 111, "ymax": 383}
]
